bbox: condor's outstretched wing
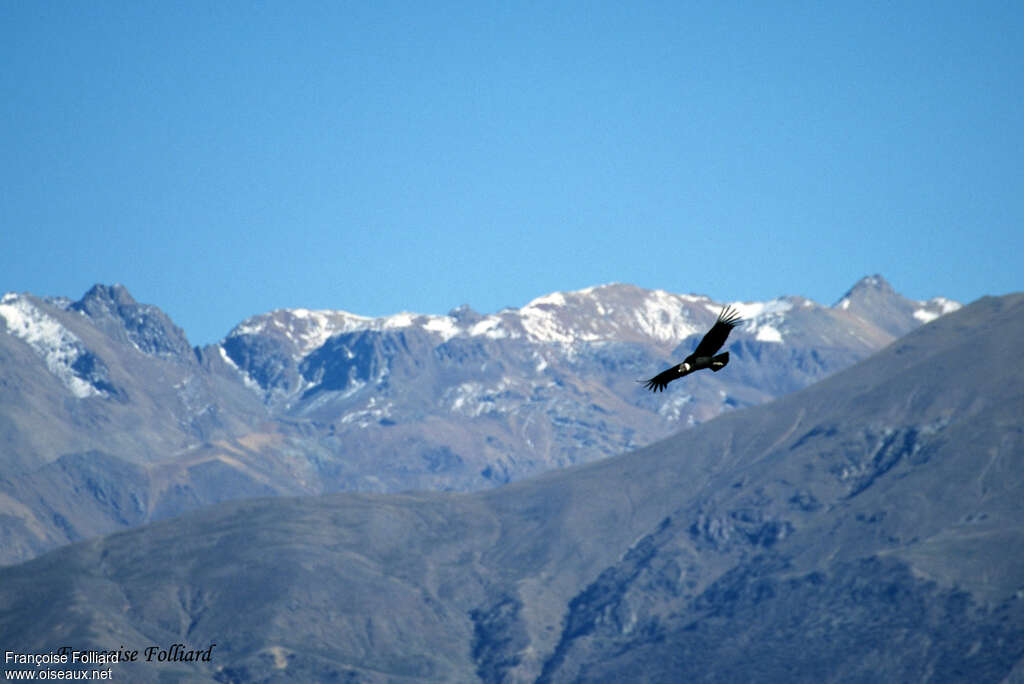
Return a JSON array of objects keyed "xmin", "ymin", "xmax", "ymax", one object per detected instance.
[
  {"xmin": 692, "ymin": 305, "xmax": 742, "ymax": 358},
  {"xmin": 642, "ymin": 365, "xmax": 682, "ymax": 393}
]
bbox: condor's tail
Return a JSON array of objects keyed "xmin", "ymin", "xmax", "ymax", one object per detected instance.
[{"xmin": 710, "ymin": 352, "xmax": 729, "ymax": 372}]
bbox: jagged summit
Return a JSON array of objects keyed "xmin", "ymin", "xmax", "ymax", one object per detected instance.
[
  {"xmin": 447, "ymin": 304, "xmax": 483, "ymax": 324},
  {"xmin": 833, "ymin": 274, "xmax": 898, "ymax": 309},
  {"xmin": 70, "ymin": 283, "xmax": 194, "ymax": 359},
  {"xmin": 848, "ymin": 273, "xmax": 894, "ymax": 293},
  {"xmin": 75, "ymin": 282, "xmax": 138, "ymax": 307},
  {"xmin": 833, "ymin": 275, "xmax": 962, "ymax": 338}
]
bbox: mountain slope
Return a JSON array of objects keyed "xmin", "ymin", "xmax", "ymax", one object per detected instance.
[
  {"xmin": 0, "ymin": 293, "xmax": 1018, "ymax": 683},
  {"xmin": 0, "ymin": 285, "xmax": 277, "ymax": 563}
]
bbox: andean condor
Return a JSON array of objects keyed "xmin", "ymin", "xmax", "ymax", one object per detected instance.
[{"xmin": 643, "ymin": 305, "xmax": 743, "ymax": 392}]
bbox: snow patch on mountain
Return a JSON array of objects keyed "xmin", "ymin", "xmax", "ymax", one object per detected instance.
[
  {"xmin": 718, "ymin": 298, "xmax": 794, "ymax": 344},
  {"xmin": 230, "ymin": 308, "xmax": 373, "ymax": 358},
  {"xmin": 519, "ymin": 301, "xmax": 594, "ymax": 345},
  {"xmin": 217, "ymin": 345, "xmax": 263, "ymax": 393},
  {"xmin": 914, "ymin": 297, "xmax": 962, "ymax": 323},
  {"xmin": 421, "ymin": 315, "xmax": 461, "ymax": 340},
  {"xmin": 289, "ymin": 308, "xmax": 368, "ymax": 351},
  {"xmin": 0, "ymin": 293, "xmax": 101, "ymax": 398},
  {"xmin": 529, "ymin": 291, "xmax": 568, "ymax": 308},
  {"xmin": 657, "ymin": 392, "xmax": 693, "ymax": 421},
  {"xmin": 469, "ymin": 317, "xmax": 509, "ymax": 339},
  {"xmin": 230, "ymin": 308, "xmax": 473, "ymax": 356},
  {"xmin": 446, "ymin": 381, "xmax": 503, "ymax": 417},
  {"xmin": 931, "ymin": 297, "xmax": 961, "ymax": 314},
  {"xmin": 339, "ymin": 397, "xmax": 393, "ymax": 427},
  {"xmin": 633, "ymin": 290, "xmax": 701, "ymax": 343},
  {"xmin": 754, "ymin": 325, "xmax": 784, "ymax": 343},
  {"xmin": 444, "ymin": 377, "xmax": 539, "ymax": 417},
  {"xmin": 723, "ymin": 298, "xmax": 794, "ymax": 320}
]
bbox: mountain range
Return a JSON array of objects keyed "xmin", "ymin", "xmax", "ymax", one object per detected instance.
[
  {"xmin": 0, "ymin": 291, "xmax": 1018, "ymax": 682},
  {"xmin": 0, "ymin": 276, "xmax": 959, "ymax": 565}
]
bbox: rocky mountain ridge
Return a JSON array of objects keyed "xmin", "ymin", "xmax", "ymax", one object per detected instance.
[
  {"xmin": 0, "ymin": 276, "xmax": 959, "ymax": 565},
  {"xmin": 220, "ymin": 278, "xmax": 957, "ymax": 406}
]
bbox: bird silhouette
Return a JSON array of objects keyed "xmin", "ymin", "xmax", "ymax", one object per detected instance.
[{"xmin": 643, "ymin": 306, "xmax": 742, "ymax": 392}]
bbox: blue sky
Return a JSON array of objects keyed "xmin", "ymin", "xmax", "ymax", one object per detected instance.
[{"xmin": 2, "ymin": 2, "xmax": 1021, "ymax": 345}]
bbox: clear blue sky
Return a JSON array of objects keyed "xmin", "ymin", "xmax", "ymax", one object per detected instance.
[{"xmin": 3, "ymin": 2, "xmax": 1021, "ymax": 345}]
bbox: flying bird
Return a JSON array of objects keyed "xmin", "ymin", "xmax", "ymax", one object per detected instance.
[{"xmin": 642, "ymin": 306, "xmax": 743, "ymax": 392}]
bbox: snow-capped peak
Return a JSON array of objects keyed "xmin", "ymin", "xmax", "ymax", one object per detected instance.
[
  {"xmin": 228, "ymin": 308, "xmax": 374, "ymax": 357},
  {"xmin": 221, "ymin": 284, "xmax": 813, "ymax": 361},
  {"xmin": 506, "ymin": 284, "xmax": 709, "ymax": 345},
  {"xmin": 226, "ymin": 306, "xmax": 476, "ymax": 363},
  {"xmin": 221, "ymin": 279, "xmax": 960, "ymax": 366}
]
